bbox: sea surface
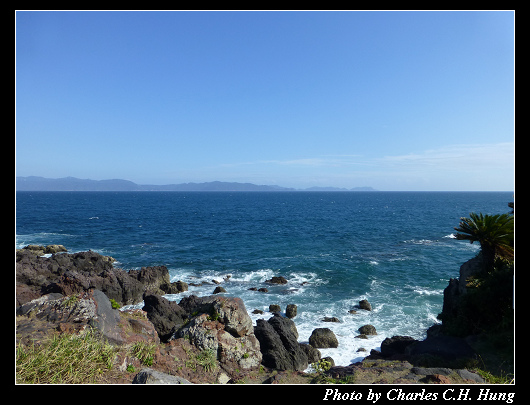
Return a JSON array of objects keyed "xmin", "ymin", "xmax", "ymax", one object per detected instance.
[{"xmin": 15, "ymin": 191, "xmax": 513, "ymax": 367}]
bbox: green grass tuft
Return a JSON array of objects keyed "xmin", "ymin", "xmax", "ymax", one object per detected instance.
[{"xmin": 16, "ymin": 330, "xmax": 116, "ymax": 384}]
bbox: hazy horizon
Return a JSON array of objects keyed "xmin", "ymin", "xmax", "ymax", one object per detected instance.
[{"xmin": 16, "ymin": 11, "xmax": 514, "ymax": 191}]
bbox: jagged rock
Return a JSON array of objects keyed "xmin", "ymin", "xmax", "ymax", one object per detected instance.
[
  {"xmin": 269, "ymin": 304, "xmax": 281, "ymax": 313},
  {"xmin": 16, "ymin": 250, "xmax": 145, "ymax": 306},
  {"xmin": 179, "ymin": 295, "xmax": 253, "ymax": 338},
  {"xmin": 132, "ymin": 368, "xmax": 192, "ymax": 384},
  {"xmin": 16, "ymin": 250, "xmax": 193, "ymax": 308},
  {"xmin": 309, "ymin": 328, "xmax": 339, "ymax": 348},
  {"xmin": 217, "ymin": 330, "xmax": 262, "ymax": 370},
  {"xmin": 213, "ymin": 286, "xmax": 227, "ymax": 294},
  {"xmin": 268, "ymin": 313, "xmax": 299, "ymax": 340},
  {"xmin": 254, "ymin": 314, "xmax": 308, "ymax": 371},
  {"xmin": 129, "ymin": 266, "xmax": 170, "ymax": 295},
  {"xmin": 142, "ymin": 294, "xmax": 187, "ymax": 342},
  {"xmin": 174, "ymin": 295, "xmax": 262, "ymax": 373},
  {"xmin": 176, "ymin": 313, "xmax": 221, "ymax": 351}
]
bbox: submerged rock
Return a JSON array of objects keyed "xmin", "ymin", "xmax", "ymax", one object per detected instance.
[
  {"xmin": 358, "ymin": 299, "xmax": 372, "ymax": 311},
  {"xmin": 321, "ymin": 316, "xmax": 340, "ymax": 323},
  {"xmin": 213, "ymin": 286, "xmax": 227, "ymax": 294},
  {"xmin": 266, "ymin": 276, "xmax": 288, "ymax": 284}
]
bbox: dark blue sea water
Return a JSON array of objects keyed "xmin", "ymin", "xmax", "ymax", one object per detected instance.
[{"xmin": 15, "ymin": 191, "xmax": 512, "ymax": 366}]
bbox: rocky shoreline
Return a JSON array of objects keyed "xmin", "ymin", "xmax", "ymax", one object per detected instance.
[{"xmin": 16, "ymin": 245, "xmax": 491, "ymax": 384}]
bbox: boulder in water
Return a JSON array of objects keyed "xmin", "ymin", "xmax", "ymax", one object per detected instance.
[{"xmin": 309, "ymin": 328, "xmax": 339, "ymax": 348}]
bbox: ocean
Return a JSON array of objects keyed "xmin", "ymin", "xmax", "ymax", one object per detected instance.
[{"xmin": 15, "ymin": 191, "xmax": 512, "ymax": 367}]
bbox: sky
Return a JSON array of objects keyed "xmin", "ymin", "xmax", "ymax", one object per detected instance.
[{"xmin": 16, "ymin": 11, "xmax": 514, "ymax": 191}]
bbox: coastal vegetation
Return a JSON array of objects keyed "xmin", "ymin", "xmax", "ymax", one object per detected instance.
[
  {"xmin": 450, "ymin": 207, "xmax": 514, "ymax": 336},
  {"xmin": 16, "ymin": 330, "xmax": 117, "ymax": 384},
  {"xmin": 454, "ymin": 212, "xmax": 514, "ymax": 270},
  {"xmin": 440, "ymin": 204, "xmax": 515, "ymax": 380}
]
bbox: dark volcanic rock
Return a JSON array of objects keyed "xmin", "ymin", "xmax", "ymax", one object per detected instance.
[
  {"xmin": 266, "ymin": 276, "xmax": 288, "ymax": 284},
  {"xmin": 408, "ymin": 335, "xmax": 476, "ymax": 363},
  {"xmin": 380, "ymin": 335, "xmax": 418, "ymax": 358},
  {"xmin": 129, "ymin": 266, "xmax": 171, "ymax": 295},
  {"xmin": 286, "ymin": 304, "xmax": 297, "ymax": 318},
  {"xmin": 16, "ymin": 250, "xmax": 189, "ymax": 307},
  {"xmin": 254, "ymin": 314, "xmax": 310, "ymax": 371},
  {"xmin": 142, "ymin": 294, "xmax": 187, "ymax": 342},
  {"xmin": 213, "ymin": 286, "xmax": 227, "ymax": 294},
  {"xmin": 358, "ymin": 299, "xmax": 372, "ymax": 311},
  {"xmin": 309, "ymin": 328, "xmax": 339, "ymax": 348},
  {"xmin": 358, "ymin": 324, "xmax": 377, "ymax": 335}
]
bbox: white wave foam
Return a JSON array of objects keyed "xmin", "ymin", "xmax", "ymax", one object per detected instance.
[
  {"xmin": 163, "ymin": 266, "xmax": 442, "ymax": 368},
  {"xmin": 443, "ymin": 233, "xmax": 456, "ymax": 239},
  {"xmin": 404, "ymin": 239, "xmax": 435, "ymax": 245},
  {"xmin": 413, "ymin": 287, "xmax": 443, "ymax": 296}
]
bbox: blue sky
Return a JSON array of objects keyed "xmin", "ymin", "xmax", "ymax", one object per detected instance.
[{"xmin": 16, "ymin": 11, "xmax": 514, "ymax": 191}]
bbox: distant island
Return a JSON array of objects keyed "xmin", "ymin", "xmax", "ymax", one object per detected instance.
[{"xmin": 16, "ymin": 176, "xmax": 377, "ymax": 192}]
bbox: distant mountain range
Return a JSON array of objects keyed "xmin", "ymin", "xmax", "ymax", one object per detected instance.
[{"xmin": 15, "ymin": 176, "xmax": 377, "ymax": 192}]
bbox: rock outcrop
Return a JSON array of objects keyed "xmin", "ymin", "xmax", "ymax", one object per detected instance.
[
  {"xmin": 321, "ymin": 359, "xmax": 484, "ymax": 384},
  {"xmin": 142, "ymin": 294, "xmax": 188, "ymax": 342},
  {"xmin": 16, "ymin": 289, "xmax": 159, "ymax": 347},
  {"xmin": 440, "ymin": 256, "xmax": 484, "ymax": 322},
  {"xmin": 16, "ymin": 249, "xmax": 188, "ymax": 307},
  {"xmin": 254, "ymin": 313, "xmax": 315, "ymax": 371},
  {"xmin": 145, "ymin": 294, "xmax": 263, "ymax": 376}
]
